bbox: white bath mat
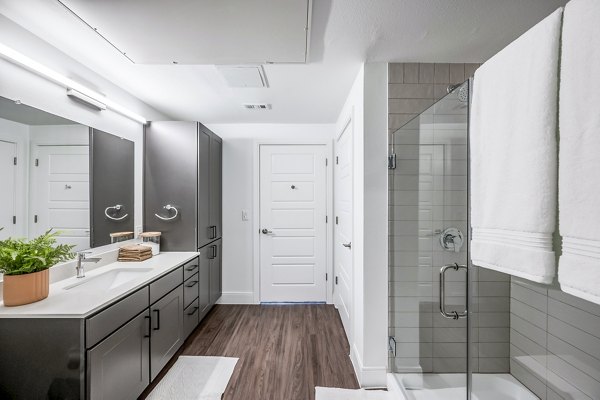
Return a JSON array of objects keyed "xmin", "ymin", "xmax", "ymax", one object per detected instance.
[
  {"xmin": 147, "ymin": 356, "xmax": 238, "ymax": 400},
  {"xmin": 315, "ymin": 386, "xmax": 394, "ymax": 400}
]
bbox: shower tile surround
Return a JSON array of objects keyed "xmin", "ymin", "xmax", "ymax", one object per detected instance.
[{"xmin": 388, "ymin": 63, "xmax": 600, "ymax": 399}]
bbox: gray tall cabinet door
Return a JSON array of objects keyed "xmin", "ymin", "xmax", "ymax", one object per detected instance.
[
  {"xmin": 144, "ymin": 122, "xmax": 197, "ymax": 251},
  {"xmin": 209, "ymin": 134, "xmax": 223, "ymax": 239},
  {"xmin": 209, "ymin": 239, "xmax": 222, "ymax": 305},
  {"xmin": 197, "ymin": 127, "xmax": 211, "ymax": 248},
  {"xmin": 90, "ymin": 129, "xmax": 135, "ymax": 247},
  {"xmin": 87, "ymin": 310, "xmax": 150, "ymax": 400}
]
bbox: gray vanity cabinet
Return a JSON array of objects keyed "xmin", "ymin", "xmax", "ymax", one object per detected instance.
[
  {"xmin": 0, "ymin": 260, "xmax": 199, "ymax": 399},
  {"xmin": 87, "ymin": 310, "xmax": 150, "ymax": 400},
  {"xmin": 209, "ymin": 239, "xmax": 223, "ymax": 305},
  {"xmin": 150, "ymin": 285, "xmax": 184, "ymax": 381}
]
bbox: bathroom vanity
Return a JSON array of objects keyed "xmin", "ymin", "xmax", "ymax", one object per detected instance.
[{"xmin": 0, "ymin": 251, "xmax": 221, "ymax": 400}]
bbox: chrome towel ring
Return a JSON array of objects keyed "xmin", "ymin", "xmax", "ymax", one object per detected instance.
[
  {"xmin": 155, "ymin": 204, "xmax": 179, "ymax": 221},
  {"xmin": 104, "ymin": 204, "xmax": 128, "ymax": 221}
]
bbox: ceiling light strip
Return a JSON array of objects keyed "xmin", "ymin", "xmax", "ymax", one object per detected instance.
[{"xmin": 0, "ymin": 42, "xmax": 147, "ymax": 124}]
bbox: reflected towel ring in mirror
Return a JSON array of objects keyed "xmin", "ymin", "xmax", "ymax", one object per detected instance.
[
  {"xmin": 104, "ymin": 204, "xmax": 129, "ymax": 221},
  {"xmin": 154, "ymin": 204, "xmax": 179, "ymax": 221}
]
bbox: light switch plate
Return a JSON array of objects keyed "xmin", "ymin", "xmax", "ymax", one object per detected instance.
[
  {"xmin": 242, "ymin": 210, "xmax": 249, "ymax": 221},
  {"xmin": 135, "ymin": 225, "xmax": 143, "ymax": 237}
]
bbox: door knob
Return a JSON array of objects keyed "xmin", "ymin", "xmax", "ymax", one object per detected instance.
[
  {"xmin": 342, "ymin": 242, "xmax": 352, "ymax": 249},
  {"xmin": 262, "ymin": 229, "xmax": 273, "ymax": 234}
]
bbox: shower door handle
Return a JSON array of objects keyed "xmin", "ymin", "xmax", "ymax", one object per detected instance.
[{"xmin": 439, "ymin": 263, "xmax": 468, "ymax": 319}]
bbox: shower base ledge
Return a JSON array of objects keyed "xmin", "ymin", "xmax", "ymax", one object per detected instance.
[{"xmin": 390, "ymin": 373, "xmax": 538, "ymax": 400}]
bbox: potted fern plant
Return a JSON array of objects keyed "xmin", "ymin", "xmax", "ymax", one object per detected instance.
[{"xmin": 0, "ymin": 230, "xmax": 74, "ymax": 306}]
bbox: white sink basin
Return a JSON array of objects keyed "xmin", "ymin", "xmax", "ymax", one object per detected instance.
[{"xmin": 64, "ymin": 268, "xmax": 153, "ymax": 291}]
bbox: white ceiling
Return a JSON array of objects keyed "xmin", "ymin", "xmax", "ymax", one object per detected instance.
[
  {"xmin": 58, "ymin": 0, "xmax": 311, "ymax": 64},
  {"xmin": 0, "ymin": 0, "xmax": 568, "ymax": 124}
]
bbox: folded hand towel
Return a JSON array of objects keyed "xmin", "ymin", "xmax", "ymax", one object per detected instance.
[
  {"xmin": 558, "ymin": 0, "xmax": 600, "ymax": 304},
  {"xmin": 118, "ymin": 244, "xmax": 153, "ymax": 262},
  {"xmin": 470, "ymin": 8, "xmax": 562, "ymax": 284}
]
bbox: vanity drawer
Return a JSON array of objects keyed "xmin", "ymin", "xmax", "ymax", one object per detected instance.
[
  {"xmin": 86, "ymin": 286, "xmax": 149, "ymax": 348},
  {"xmin": 183, "ymin": 298, "xmax": 200, "ymax": 338},
  {"xmin": 150, "ymin": 266, "xmax": 183, "ymax": 304},
  {"xmin": 183, "ymin": 273, "xmax": 199, "ymax": 309},
  {"xmin": 183, "ymin": 258, "xmax": 199, "ymax": 281}
]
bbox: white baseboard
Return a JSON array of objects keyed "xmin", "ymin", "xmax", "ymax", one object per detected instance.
[
  {"xmin": 350, "ymin": 343, "xmax": 388, "ymax": 388},
  {"xmin": 217, "ymin": 291, "xmax": 256, "ymax": 304}
]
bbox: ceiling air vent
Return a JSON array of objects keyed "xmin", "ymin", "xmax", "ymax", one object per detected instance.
[{"xmin": 243, "ymin": 103, "xmax": 272, "ymax": 110}]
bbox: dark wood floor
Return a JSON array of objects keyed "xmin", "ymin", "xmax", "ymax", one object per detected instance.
[{"xmin": 140, "ymin": 304, "xmax": 359, "ymax": 400}]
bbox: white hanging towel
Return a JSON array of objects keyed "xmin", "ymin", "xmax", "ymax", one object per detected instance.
[
  {"xmin": 470, "ymin": 8, "xmax": 563, "ymax": 284},
  {"xmin": 558, "ymin": 0, "xmax": 600, "ymax": 304}
]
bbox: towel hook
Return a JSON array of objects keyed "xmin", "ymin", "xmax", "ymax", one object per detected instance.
[{"xmin": 104, "ymin": 204, "xmax": 129, "ymax": 221}]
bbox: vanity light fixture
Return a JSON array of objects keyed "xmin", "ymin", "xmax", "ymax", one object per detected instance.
[
  {"xmin": 67, "ymin": 88, "xmax": 107, "ymax": 110},
  {"xmin": 0, "ymin": 42, "xmax": 147, "ymax": 124}
]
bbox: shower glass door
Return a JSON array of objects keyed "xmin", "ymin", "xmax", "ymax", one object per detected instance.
[{"xmin": 389, "ymin": 80, "xmax": 472, "ymax": 399}]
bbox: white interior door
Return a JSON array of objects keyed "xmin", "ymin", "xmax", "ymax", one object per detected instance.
[
  {"xmin": 0, "ymin": 140, "xmax": 17, "ymax": 240},
  {"xmin": 259, "ymin": 144, "xmax": 327, "ymax": 302},
  {"xmin": 334, "ymin": 121, "xmax": 353, "ymax": 335},
  {"xmin": 32, "ymin": 145, "xmax": 90, "ymax": 250}
]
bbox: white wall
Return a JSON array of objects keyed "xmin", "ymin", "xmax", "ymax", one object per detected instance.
[
  {"xmin": 0, "ymin": 14, "xmax": 169, "ymax": 234},
  {"xmin": 362, "ymin": 63, "xmax": 389, "ymax": 383},
  {"xmin": 335, "ymin": 63, "xmax": 388, "ymax": 387},
  {"xmin": 204, "ymin": 123, "xmax": 334, "ymax": 304}
]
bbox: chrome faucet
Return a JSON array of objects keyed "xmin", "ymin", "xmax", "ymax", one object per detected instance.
[{"xmin": 76, "ymin": 251, "xmax": 101, "ymax": 278}]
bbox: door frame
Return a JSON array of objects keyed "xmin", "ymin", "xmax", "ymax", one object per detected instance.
[
  {"xmin": 253, "ymin": 139, "xmax": 333, "ymax": 304},
  {"xmin": 333, "ymin": 114, "xmax": 354, "ymax": 343}
]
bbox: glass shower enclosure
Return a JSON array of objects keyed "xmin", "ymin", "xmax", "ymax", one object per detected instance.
[
  {"xmin": 388, "ymin": 79, "xmax": 472, "ymax": 398},
  {"xmin": 388, "ymin": 81, "xmax": 538, "ymax": 400}
]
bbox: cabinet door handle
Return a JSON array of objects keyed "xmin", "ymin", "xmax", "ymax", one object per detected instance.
[
  {"xmin": 144, "ymin": 315, "xmax": 151, "ymax": 338},
  {"xmin": 187, "ymin": 306, "xmax": 199, "ymax": 316},
  {"xmin": 185, "ymin": 264, "xmax": 198, "ymax": 272},
  {"xmin": 208, "ymin": 225, "xmax": 217, "ymax": 239},
  {"xmin": 153, "ymin": 309, "xmax": 160, "ymax": 330},
  {"xmin": 208, "ymin": 245, "xmax": 217, "ymax": 259},
  {"xmin": 186, "ymin": 280, "xmax": 199, "ymax": 287}
]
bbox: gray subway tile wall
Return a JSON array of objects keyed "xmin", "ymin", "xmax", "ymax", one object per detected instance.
[{"xmin": 511, "ymin": 277, "xmax": 600, "ymax": 399}]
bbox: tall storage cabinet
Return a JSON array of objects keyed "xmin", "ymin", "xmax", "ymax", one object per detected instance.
[
  {"xmin": 144, "ymin": 122, "xmax": 198, "ymax": 251},
  {"xmin": 144, "ymin": 121, "xmax": 223, "ymax": 310}
]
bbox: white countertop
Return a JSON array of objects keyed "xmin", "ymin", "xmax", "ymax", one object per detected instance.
[{"xmin": 0, "ymin": 252, "xmax": 199, "ymax": 318}]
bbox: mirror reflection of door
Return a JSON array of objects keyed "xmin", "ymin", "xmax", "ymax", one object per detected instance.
[
  {"xmin": 31, "ymin": 143, "xmax": 90, "ymax": 251},
  {"xmin": 90, "ymin": 129, "xmax": 134, "ymax": 247}
]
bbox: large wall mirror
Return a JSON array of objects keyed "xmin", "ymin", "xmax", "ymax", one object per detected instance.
[{"xmin": 0, "ymin": 96, "xmax": 134, "ymax": 251}]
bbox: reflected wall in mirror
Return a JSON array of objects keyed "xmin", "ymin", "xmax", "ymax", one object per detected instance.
[
  {"xmin": 0, "ymin": 97, "xmax": 134, "ymax": 251},
  {"xmin": 90, "ymin": 129, "xmax": 134, "ymax": 247}
]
